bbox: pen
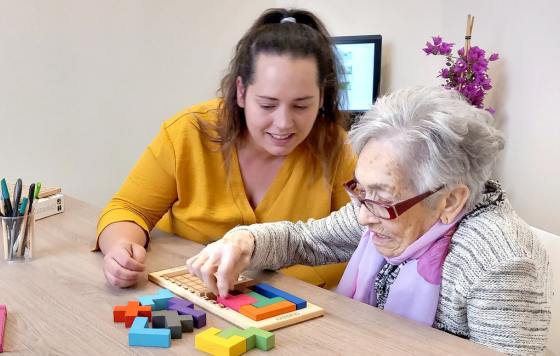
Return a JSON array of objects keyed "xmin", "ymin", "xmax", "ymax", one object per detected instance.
[
  {"xmin": 27, "ymin": 183, "xmax": 36, "ymax": 214},
  {"xmin": 34, "ymin": 182, "xmax": 42, "ymax": 200},
  {"xmin": 0, "ymin": 179, "xmax": 13, "ymax": 217},
  {"xmin": 14, "ymin": 197, "xmax": 29, "ymax": 256},
  {"xmin": 12, "ymin": 178, "xmax": 22, "ymax": 217}
]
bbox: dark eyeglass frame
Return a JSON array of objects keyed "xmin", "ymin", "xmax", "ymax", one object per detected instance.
[{"xmin": 343, "ymin": 178, "xmax": 444, "ymax": 220}]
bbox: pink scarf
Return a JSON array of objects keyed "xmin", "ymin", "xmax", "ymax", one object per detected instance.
[{"xmin": 336, "ymin": 216, "xmax": 461, "ymax": 326}]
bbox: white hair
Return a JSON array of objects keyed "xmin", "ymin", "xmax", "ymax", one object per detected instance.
[{"xmin": 348, "ymin": 86, "xmax": 505, "ymax": 211}]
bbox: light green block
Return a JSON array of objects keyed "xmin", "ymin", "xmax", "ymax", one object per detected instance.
[
  {"xmin": 245, "ymin": 327, "xmax": 275, "ymax": 351},
  {"xmin": 218, "ymin": 327, "xmax": 255, "ymax": 350},
  {"xmin": 246, "ymin": 291, "xmax": 285, "ymax": 308},
  {"xmin": 218, "ymin": 327, "xmax": 275, "ymax": 351}
]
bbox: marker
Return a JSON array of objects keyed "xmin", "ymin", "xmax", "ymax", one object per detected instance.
[
  {"xmin": 12, "ymin": 178, "xmax": 22, "ymax": 217},
  {"xmin": 27, "ymin": 183, "xmax": 36, "ymax": 214},
  {"xmin": 18, "ymin": 197, "xmax": 28, "ymax": 216},
  {"xmin": 0, "ymin": 179, "xmax": 13, "ymax": 217},
  {"xmin": 34, "ymin": 182, "xmax": 42, "ymax": 200}
]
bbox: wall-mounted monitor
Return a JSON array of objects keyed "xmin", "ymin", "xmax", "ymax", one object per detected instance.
[{"xmin": 332, "ymin": 35, "xmax": 382, "ymax": 114}]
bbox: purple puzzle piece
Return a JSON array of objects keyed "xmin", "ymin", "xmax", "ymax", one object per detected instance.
[
  {"xmin": 168, "ymin": 297, "xmax": 194, "ymax": 309},
  {"xmin": 168, "ymin": 304, "xmax": 206, "ymax": 328}
]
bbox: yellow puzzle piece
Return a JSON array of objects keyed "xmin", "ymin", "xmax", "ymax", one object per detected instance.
[{"xmin": 195, "ymin": 327, "xmax": 247, "ymax": 356}]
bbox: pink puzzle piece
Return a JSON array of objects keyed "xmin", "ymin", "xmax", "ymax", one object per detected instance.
[{"xmin": 217, "ymin": 294, "xmax": 258, "ymax": 312}]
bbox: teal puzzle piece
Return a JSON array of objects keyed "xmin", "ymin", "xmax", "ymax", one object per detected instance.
[
  {"xmin": 129, "ymin": 317, "xmax": 171, "ymax": 348},
  {"xmin": 138, "ymin": 288, "xmax": 175, "ymax": 311}
]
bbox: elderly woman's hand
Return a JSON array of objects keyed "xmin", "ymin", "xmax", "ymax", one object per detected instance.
[{"xmin": 186, "ymin": 230, "xmax": 255, "ymax": 298}]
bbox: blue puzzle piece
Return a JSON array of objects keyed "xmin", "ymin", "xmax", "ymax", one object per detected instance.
[
  {"xmin": 138, "ymin": 289, "xmax": 175, "ymax": 311},
  {"xmin": 251, "ymin": 283, "xmax": 306, "ymax": 310},
  {"xmin": 129, "ymin": 317, "xmax": 171, "ymax": 348}
]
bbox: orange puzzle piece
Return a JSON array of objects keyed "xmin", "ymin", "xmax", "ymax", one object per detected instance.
[
  {"xmin": 239, "ymin": 300, "xmax": 296, "ymax": 321},
  {"xmin": 113, "ymin": 301, "xmax": 152, "ymax": 328}
]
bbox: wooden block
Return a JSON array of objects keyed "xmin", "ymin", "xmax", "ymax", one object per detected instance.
[
  {"xmin": 195, "ymin": 327, "xmax": 246, "ymax": 356},
  {"xmin": 152, "ymin": 310, "xmax": 193, "ymax": 338},
  {"xmin": 138, "ymin": 288, "xmax": 174, "ymax": 311},
  {"xmin": 252, "ymin": 284, "xmax": 307, "ymax": 310},
  {"xmin": 239, "ymin": 300, "xmax": 296, "ymax": 321},
  {"xmin": 218, "ymin": 327, "xmax": 255, "ymax": 350},
  {"xmin": 0, "ymin": 304, "xmax": 6, "ymax": 353},
  {"xmin": 168, "ymin": 304, "xmax": 206, "ymax": 328},
  {"xmin": 246, "ymin": 291, "xmax": 285, "ymax": 308},
  {"xmin": 244, "ymin": 327, "xmax": 275, "ymax": 351},
  {"xmin": 217, "ymin": 293, "xmax": 258, "ymax": 312},
  {"xmin": 113, "ymin": 301, "xmax": 152, "ymax": 328},
  {"xmin": 168, "ymin": 297, "xmax": 194, "ymax": 309},
  {"xmin": 129, "ymin": 317, "xmax": 171, "ymax": 348}
]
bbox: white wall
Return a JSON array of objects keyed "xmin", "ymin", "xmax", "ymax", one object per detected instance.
[
  {"xmin": 1, "ymin": 1, "xmax": 559, "ymax": 235},
  {"xmin": 280, "ymin": 0, "xmax": 560, "ymax": 235},
  {"xmin": 0, "ymin": 0, "xmax": 274, "ymax": 208}
]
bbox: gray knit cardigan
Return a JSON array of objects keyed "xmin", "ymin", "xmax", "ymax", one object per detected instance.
[{"xmin": 233, "ymin": 181, "xmax": 552, "ymax": 355}]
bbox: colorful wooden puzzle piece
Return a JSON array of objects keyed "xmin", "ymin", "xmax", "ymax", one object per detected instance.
[
  {"xmin": 218, "ymin": 327, "xmax": 275, "ymax": 351},
  {"xmin": 152, "ymin": 310, "xmax": 193, "ymax": 338},
  {"xmin": 113, "ymin": 301, "xmax": 152, "ymax": 328},
  {"xmin": 138, "ymin": 288, "xmax": 174, "ymax": 311},
  {"xmin": 0, "ymin": 304, "xmax": 6, "ymax": 353},
  {"xmin": 195, "ymin": 327, "xmax": 246, "ymax": 356},
  {"xmin": 167, "ymin": 302, "xmax": 207, "ymax": 328},
  {"xmin": 252, "ymin": 283, "xmax": 307, "ymax": 310},
  {"xmin": 129, "ymin": 316, "xmax": 171, "ymax": 348},
  {"xmin": 246, "ymin": 291, "xmax": 285, "ymax": 308},
  {"xmin": 239, "ymin": 300, "xmax": 296, "ymax": 321},
  {"xmin": 168, "ymin": 297, "xmax": 194, "ymax": 309},
  {"xmin": 217, "ymin": 294, "xmax": 258, "ymax": 312}
]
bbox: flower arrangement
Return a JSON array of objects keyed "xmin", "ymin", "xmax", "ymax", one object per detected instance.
[{"xmin": 423, "ymin": 15, "xmax": 499, "ymax": 112}]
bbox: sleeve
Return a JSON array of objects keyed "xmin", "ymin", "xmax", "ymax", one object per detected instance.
[
  {"xmin": 331, "ymin": 142, "xmax": 357, "ymax": 210},
  {"xmin": 226, "ymin": 202, "xmax": 364, "ymax": 271},
  {"xmin": 95, "ymin": 124, "xmax": 179, "ymax": 249},
  {"xmin": 466, "ymin": 257, "xmax": 551, "ymax": 355}
]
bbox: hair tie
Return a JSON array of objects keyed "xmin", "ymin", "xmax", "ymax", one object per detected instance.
[{"xmin": 280, "ymin": 16, "xmax": 296, "ymax": 24}]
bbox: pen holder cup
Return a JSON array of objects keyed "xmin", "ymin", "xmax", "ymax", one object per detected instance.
[{"xmin": 1, "ymin": 214, "xmax": 34, "ymax": 262}]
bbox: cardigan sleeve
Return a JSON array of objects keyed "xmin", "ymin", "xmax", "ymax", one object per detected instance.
[
  {"xmin": 466, "ymin": 257, "xmax": 551, "ymax": 355},
  {"xmin": 226, "ymin": 202, "xmax": 363, "ymax": 271}
]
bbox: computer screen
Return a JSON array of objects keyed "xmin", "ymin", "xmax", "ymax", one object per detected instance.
[{"xmin": 332, "ymin": 35, "xmax": 382, "ymax": 113}]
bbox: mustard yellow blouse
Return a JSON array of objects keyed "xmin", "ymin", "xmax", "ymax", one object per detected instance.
[{"xmin": 97, "ymin": 99, "xmax": 356, "ymax": 288}]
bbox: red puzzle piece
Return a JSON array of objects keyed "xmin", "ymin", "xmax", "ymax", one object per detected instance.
[
  {"xmin": 113, "ymin": 301, "xmax": 152, "ymax": 328},
  {"xmin": 217, "ymin": 294, "xmax": 258, "ymax": 312}
]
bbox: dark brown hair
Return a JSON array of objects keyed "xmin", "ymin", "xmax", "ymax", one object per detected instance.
[{"xmin": 204, "ymin": 8, "xmax": 348, "ymax": 179}]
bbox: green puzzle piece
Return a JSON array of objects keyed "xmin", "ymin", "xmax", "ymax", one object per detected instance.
[
  {"xmin": 246, "ymin": 291, "xmax": 285, "ymax": 308},
  {"xmin": 218, "ymin": 327, "xmax": 275, "ymax": 351}
]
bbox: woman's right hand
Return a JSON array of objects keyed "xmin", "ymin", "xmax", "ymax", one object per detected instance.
[
  {"xmin": 98, "ymin": 222, "xmax": 148, "ymax": 288},
  {"xmin": 102, "ymin": 241, "xmax": 146, "ymax": 288},
  {"xmin": 186, "ymin": 230, "xmax": 255, "ymax": 298}
]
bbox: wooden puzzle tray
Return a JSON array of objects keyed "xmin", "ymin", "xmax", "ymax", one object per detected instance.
[{"xmin": 148, "ymin": 266, "xmax": 324, "ymax": 331}]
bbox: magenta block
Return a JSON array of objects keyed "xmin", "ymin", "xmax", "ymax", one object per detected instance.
[{"xmin": 217, "ymin": 294, "xmax": 258, "ymax": 312}]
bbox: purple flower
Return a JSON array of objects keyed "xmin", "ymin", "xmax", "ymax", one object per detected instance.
[
  {"xmin": 439, "ymin": 42, "xmax": 454, "ymax": 55},
  {"xmin": 422, "ymin": 35, "xmax": 499, "ymax": 113}
]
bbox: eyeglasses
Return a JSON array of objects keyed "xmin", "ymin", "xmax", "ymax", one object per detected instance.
[{"xmin": 343, "ymin": 179, "xmax": 444, "ymax": 220}]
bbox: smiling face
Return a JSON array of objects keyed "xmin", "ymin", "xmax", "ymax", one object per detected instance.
[
  {"xmin": 354, "ymin": 138, "xmax": 444, "ymax": 257},
  {"xmin": 236, "ymin": 53, "xmax": 322, "ymax": 157}
]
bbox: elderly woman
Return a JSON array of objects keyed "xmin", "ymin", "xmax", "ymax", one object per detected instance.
[{"xmin": 187, "ymin": 86, "xmax": 552, "ymax": 355}]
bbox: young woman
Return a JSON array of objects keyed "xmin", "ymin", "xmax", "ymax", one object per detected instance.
[{"xmin": 96, "ymin": 8, "xmax": 355, "ymax": 289}]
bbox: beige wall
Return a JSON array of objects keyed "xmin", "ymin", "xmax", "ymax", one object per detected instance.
[
  {"xmin": 1, "ymin": 1, "xmax": 559, "ymax": 234},
  {"xmin": 281, "ymin": 0, "xmax": 560, "ymax": 235}
]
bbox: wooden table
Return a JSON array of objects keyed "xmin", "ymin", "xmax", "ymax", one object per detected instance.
[{"xmin": 0, "ymin": 197, "xmax": 499, "ymax": 355}]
